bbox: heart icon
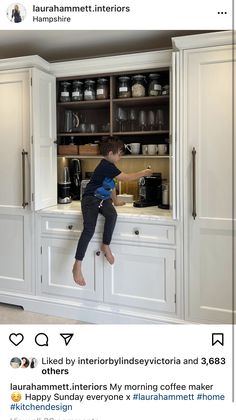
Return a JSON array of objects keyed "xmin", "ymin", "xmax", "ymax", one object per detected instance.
[{"xmin": 9, "ymin": 333, "xmax": 24, "ymax": 346}]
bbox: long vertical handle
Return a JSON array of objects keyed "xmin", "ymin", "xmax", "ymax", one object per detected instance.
[
  {"xmin": 22, "ymin": 149, "xmax": 28, "ymax": 208},
  {"xmin": 192, "ymin": 147, "xmax": 197, "ymax": 219}
]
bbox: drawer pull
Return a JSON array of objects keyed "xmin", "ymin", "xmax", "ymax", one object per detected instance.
[
  {"xmin": 96, "ymin": 251, "xmax": 101, "ymax": 256},
  {"xmin": 134, "ymin": 229, "xmax": 140, "ymax": 235},
  {"xmin": 68, "ymin": 225, "xmax": 73, "ymax": 230}
]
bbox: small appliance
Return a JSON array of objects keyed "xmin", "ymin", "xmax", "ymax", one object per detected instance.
[
  {"xmin": 58, "ymin": 166, "xmax": 72, "ymax": 204},
  {"xmin": 133, "ymin": 173, "xmax": 162, "ymax": 207},
  {"xmin": 69, "ymin": 159, "xmax": 81, "ymax": 200}
]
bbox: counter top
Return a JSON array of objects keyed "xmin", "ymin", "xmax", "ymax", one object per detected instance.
[{"xmin": 39, "ymin": 201, "xmax": 174, "ymax": 223}]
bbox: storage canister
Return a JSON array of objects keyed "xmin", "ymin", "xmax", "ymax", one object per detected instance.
[
  {"xmin": 60, "ymin": 81, "xmax": 71, "ymax": 102},
  {"xmin": 148, "ymin": 73, "xmax": 162, "ymax": 96},
  {"xmin": 84, "ymin": 79, "xmax": 96, "ymax": 100},
  {"xmin": 162, "ymin": 84, "xmax": 169, "ymax": 96},
  {"xmin": 72, "ymin": 80, "xmax": 83, "ymax": 101},
  {"xmin": 117, "ymin": 76, "xmax": 131, "ymax": 98},
  {"xmin": 96, "ymin": 78, "xmax": 109, "ymax": 99},
  {"xmin": 131, "ymin": 75, "xmax": 146, "ymax": 97}
]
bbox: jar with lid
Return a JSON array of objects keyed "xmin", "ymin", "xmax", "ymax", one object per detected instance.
[
  {"xmin": 72, "ymin": 80, "xmax": 83, "ymax": 101},
  {"xmin": 117, "ymin": 76, "xmax": 131, "ymax": 98},
  {"xmin": 60, "ymin": 81, "xmax": 71, "ymax": 102},
  {"xmin": 162, "ymin": 85, "xmax": 169, "ymax": 96},
  {"xmin": 84, "ymin": 80, "xmax": 96, "ymax": 101},
  {"xmin": 148, "ymin": 73, "xmax": 162, "ymax": 96},
  {"xmin": 96, "ymin": 78, "xmax": 109, "ymax": 100},
  {"xmin": 131, "ymin": 75, "xmax": 146, "ymax": 97}
]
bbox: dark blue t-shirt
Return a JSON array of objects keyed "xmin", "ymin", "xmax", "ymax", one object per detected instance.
[{"xmin": 83, "ymin": 159, "xmax": 121, "ymax": 197}]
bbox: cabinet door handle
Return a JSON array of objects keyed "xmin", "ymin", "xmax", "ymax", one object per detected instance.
[
  {"xmin": 192, "ymin": 147, "xmax": 197, "ymax": 220},
  {"xmin": 22, "ymin": 149, "xmax": 28, "ymax": 208},
  {"xmin": 96, "ymin": 251, "xmax": 101, "ymax": 256},
  {"xmin": 68, "ymin": 225, "xmax": 73, "ymax": 230},
  {"xmin": 134, "ymin": 229, "xmax": 140, "ymax": 235}
]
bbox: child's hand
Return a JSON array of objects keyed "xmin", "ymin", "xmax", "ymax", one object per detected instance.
[
  {"xmin": 143, "ymin": 168, "xmax": 153, "ymax": 177},
  {"xmin": 114, "ymin": 200, "xmax": 126, "ymax": 206}
]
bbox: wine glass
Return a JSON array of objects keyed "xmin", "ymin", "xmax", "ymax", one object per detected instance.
[
  {"xmin": 128, "ymin": 108, "xmax": 137, "ymax": 131},
  {"xmin": 138, "ymin": 110, "xmax": 147, "ymax": 131},
  {"xmin": 148, "ymin": 110, "xmax": 155, "ymax": 131},
  {"xmin": 156, "ymin": 109, "xmax": 164, "ymax": 131},
  {"xmin": 116, "ymin": 107, "xmax": 127, "ymax": 132}
]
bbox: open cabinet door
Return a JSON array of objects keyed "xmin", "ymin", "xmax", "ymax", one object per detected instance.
[
  {"xmin": 31, "ymin": 68, "xmax": 57, "ymax": 211},
  {"xmin": 169, "ymin": 51, "xmax": 179, "ymax": 220}
]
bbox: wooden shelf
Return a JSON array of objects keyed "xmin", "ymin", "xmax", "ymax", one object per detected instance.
[
  {"xmin": 112, "ymin": 96, "xmax": 169, "ymax": 105},
  {"xmin": 58, "ymin": 130, "xmax": 169, "ymax": 137},
  {"xmin": 57, "ymin": 155, "xmax": 170, "ymax": 159},
  {"xmin": 57, "ymin": 100, "xmax": 110, "ymax": 109},
  {"xmin": 57, "ymin": 132, "xmax": 109, "ymax": 137},
  {"xmin": 113, "ymin": 130, "xmax": 169, "ymax": 136}
]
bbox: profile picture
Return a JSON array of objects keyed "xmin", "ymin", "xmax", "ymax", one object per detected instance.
[
  {"xmin": 10, "ymin": 357, "xmax": 21, "ymax": 368},
  {"xmin": 20, "ymin": 357, "xmax": 29, "ymax": 368},
  {"xmin": 7, "ymin": 3, "xmax": 26, "ymax": 23},
  {"xmin": 29, "ymin": 357, "xmax": 38, "ymax": 368}
]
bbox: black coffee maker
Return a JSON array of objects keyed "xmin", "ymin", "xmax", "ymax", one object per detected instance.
[
  {"xmin": 69, "ymin": 159, "xmax": 81, "ymax": 200},
  {"xmin": 133, "ymin": 173, "xmax": 162, "ymax": 207}
]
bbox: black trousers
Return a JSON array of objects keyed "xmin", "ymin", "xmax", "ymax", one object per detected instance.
[{"xmin": 75, "ymin": 195, "xmax": 117, "ymax": 261}]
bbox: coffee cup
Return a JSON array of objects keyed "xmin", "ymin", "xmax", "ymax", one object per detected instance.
[
  {"xmin": 157, "ymin": 144, "xmax": 167, "ymax": 155},
  {"xmin": 125, "ymin": 143, "xmax": 140, "ymax": 154},
  {"xmin": 142, "ymin": 145, "xmax": 148, "ymax": 155},
  {"xmin": 147, "ymin": 144, "xmax": 158, "ymax": 155}
]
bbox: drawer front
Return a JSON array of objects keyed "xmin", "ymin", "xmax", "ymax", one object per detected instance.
[
  {"xmin": 113, "ymin": 221, "xmax": 175, "ymax": 245},
  {"xmin": 41, "ymin": 216, "xmax": 104, "ymax": 237},
  {"xmin": 41, "ymin": 217, "xmax": 83, "ymax": 236}
]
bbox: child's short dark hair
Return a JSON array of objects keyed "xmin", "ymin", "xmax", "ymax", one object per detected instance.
[{"xmin": 99, "ymin": 136, "xmax": 124, "ymax": 156}]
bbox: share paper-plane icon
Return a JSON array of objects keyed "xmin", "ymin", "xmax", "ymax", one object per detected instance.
[{"xmin": 60, "ymin": 333, "xmax": 74, "ymax": 346}]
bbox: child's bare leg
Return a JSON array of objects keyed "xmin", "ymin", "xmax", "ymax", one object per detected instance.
[
  {"xmin": 72, "ymin": 260, "xmax": 86, "ymax": 286},
  {"xmin": 101, "ymin": 244, "xmax": 115, "ymax": 264}
]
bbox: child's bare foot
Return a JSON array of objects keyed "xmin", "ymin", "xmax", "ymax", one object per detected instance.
[
  {"xmin": 72, "ymin": 260, "xmax": 86, "ymax": 286},
  {"xmin": 101, "ymin": 244, "xmax": 115, "ymax": 264}
]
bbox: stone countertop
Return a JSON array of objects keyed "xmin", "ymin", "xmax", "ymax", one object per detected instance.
[{"xmin": 39, "ymin": 201, "xmax": 175, "ymax": 223}]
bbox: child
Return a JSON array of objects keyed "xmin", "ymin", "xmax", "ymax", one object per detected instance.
[{"xmin": 73, "ymin": 137, "xmax": 152, "ymax": 286}]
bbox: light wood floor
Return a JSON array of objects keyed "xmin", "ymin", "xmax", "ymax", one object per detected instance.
[{"xmin": 0, "ymin": 303, "xmax": 87, "ymax": 324}]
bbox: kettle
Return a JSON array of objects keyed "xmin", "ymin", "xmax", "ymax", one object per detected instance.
[{"xmin": 64, "ymin": 110, "xmax": 80, "ymax": 133}]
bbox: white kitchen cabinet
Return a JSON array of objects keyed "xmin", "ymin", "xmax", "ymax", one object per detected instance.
[
  {"xmin": 0, "ymin": 66, "xmax": 57, "ymax": 294},
  {"xmin": 181, "ymin": 45, "xmax": 235, "ymax": 323},
  {"xmin": 104, "ymin": 243, "xmax": 176, "ymax": 313},
  {"xmin": 38, "ymin": 213, "xmax": 177, "ymax": 321},
  {"xmin": 0, "ymin": 70, "xmax": 32, "ymax": 292},
  {"xmin": 40, "ymin": 237, "xmax": 103, "ymax": 302}
]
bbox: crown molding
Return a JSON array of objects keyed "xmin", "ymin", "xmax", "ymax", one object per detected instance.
[
  {"xmin": 0, "ymin": 55, "xmax": 51, "ymax": 72},
  {"xmin": 50, "ymin": 50, "xmax": 172, "ymax": 77},
  {"xmin": 172, "ymin": 31, "xmax": 233, "ymax": 50}
]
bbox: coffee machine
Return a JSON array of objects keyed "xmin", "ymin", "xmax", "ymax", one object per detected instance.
[
  {"xmin": 69, "ymin": 159, "xmax": 81, "ymax": 200},
  {"xmin": 133, "ymin": 173, "xmax": 162, "ymax": 207},
  {"xmin": 58, "ymin": 166, "xmax": 72, "ymax": 204}
]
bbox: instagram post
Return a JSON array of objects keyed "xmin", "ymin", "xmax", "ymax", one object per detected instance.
[{"xmin": 0, "ymin": 0, "xmax": 235, "ymax": 418}]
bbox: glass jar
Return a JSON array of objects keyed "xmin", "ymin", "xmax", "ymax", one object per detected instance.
[
  {"xmin": 148, "ymin": 73, "xmax": 162, "ymax": 96},
  {"xmin": 60, "ymin": 81, "xmax": 71, "ymax": 102},
  {"xmin": 72, "ymin": 80, "xmax": 83, "ymax": 101},
  {"xmin": 162, "ymin": 84, "xmax": 169, "ymax": 96},
  {"xmin": 117, "ymin": 76, "xmax": 131, "ymax": 98},
  {"xmin": 131, "ymin": 75, "xmax": 146, "ymax": 97},
  {"xmin": 96, "ymin": 78, "xmax": 109, "ymax": 99},
  {"xmin": 84, "ymin": 79, "xmax": 96, "ymax": 101}
]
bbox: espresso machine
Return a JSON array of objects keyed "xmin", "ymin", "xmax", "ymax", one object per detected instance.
[
  {"xmin": 69, "ymin": 159, "xmax": 81, "ymax": 200},
  {"xmin": 133, "ymin": 173, "xmax": 162, "ymax": 207}
]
